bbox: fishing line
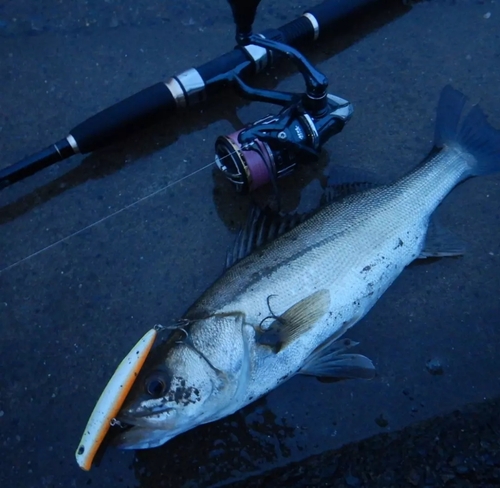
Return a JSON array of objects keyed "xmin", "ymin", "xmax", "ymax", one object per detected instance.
[{"xmin": 0, "ymin": 152, "xmax": 240, "ymax": 274}]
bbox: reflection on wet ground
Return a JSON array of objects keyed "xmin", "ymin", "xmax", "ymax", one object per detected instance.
[
  {"xmin": 1, "ymin": 1, "xmax": 500, "ymax": 487},
  {"xmin": 131, "ymin": 397, "xmax": 297, "ymax": 487}
]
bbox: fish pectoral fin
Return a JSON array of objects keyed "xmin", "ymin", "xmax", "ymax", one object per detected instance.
[
  {"xmin": 299, "ymin": 337, "xmax": 376, "ymax": 381},
  {"xmin": 256, "ymin": 289, "xmax": 331, "ymax": 353},
  {"xmin": 418, "ymin": 218, "xmax": 466, "ymax": 259}
]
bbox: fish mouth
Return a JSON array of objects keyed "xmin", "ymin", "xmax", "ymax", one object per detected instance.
[
  {"xmin": 118, "ymin": 405, "xmax": 175, "ymax": 423},
  {"xmin": 112, "ymin": 424, "xmax": 177, "ymax": 450},
  {"xmin": 113, "ymin": 406, "xmax": 182, "ymax": 449}
]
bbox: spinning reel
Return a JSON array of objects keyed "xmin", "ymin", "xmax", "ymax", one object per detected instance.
[{"xmin": 215, "ymin": 0, "xmax": 353, "ymax": 193}]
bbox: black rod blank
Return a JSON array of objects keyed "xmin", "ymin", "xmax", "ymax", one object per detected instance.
[{"xmin": 0, "ymin": 0, "xmax": 381, "ymax": 189}]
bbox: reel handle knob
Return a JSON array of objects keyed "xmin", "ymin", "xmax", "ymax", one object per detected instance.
[{"xmin": 227, "ymin": 0, "xmax": 263, "ymax": 44}]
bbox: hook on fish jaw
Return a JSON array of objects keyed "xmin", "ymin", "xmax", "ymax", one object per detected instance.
[
  {"xmin": 110, "ymin": 418, "xmax": 125, "ymax": 428},
  {"xmin": 165, "ymin": 321, "xmax": 191, "ymax": 343},
  {"xmin": 152, "ymin": 322, "xmax": 191, "ymax": 344}
]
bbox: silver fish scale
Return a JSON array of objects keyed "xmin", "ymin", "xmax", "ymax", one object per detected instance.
[
  {"xmin": 115, "ymin": 86, "xmax": 500, "ymax": 450},
  {"xmin": 184, "ymin": 147, "xmax": 472, "ymax": 404}
]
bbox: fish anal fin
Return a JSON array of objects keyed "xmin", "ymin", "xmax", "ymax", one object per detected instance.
[{"xmin": 418, "ymin": 218, "xmax": 466, "ymax": 259}]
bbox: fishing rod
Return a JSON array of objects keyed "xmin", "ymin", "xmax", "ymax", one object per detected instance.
[{"xmin": 0, "ymin": 0, "xmax": 381, "ymax": 192}]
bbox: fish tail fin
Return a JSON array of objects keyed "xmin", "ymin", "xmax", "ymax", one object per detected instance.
[{"xmin": 435, "ymin": 85, "xmax": 500, "ymax": 176}]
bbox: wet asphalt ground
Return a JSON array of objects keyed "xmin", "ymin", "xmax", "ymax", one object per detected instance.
[
  {"xmin": 1, "ymin": 1, "xmax": 500, "ymax": 487},
  {"xmin": 231, "ymin": 396, "xmax": 500, "ymax": 487}
]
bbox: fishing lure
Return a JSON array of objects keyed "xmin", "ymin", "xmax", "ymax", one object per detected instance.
[{"xmin": 75, "ymin": 327, "xmax": 157, "ymax": 470}]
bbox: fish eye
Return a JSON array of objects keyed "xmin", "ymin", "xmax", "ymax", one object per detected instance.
[{"xmin": 144, "ymin": 372, "xmax": 169, "ymax": 398}]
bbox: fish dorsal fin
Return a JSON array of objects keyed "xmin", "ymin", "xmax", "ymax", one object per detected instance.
[
  {"xmin": 226, "ymin": 165, "xmax": 383, "ymax": 269},
  {"xmin": 320, "ymin": 165, "xmax": 382, "ymax": 205},
  {"xmin": 256, "ymin": 289, "xmax": 331, "ymax": 353},
  {"xmin": 225, "ymin": 205, "xmax": 309, "ymax": 269},
  {"xmin": 320, "ymin": 181, "xmax": 379, "ymax": 205}
]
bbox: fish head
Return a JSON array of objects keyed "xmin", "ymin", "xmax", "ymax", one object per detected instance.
[
  {"xmin": 115, "ymin": 342, "xmax": 216, "ymax": 449},
  {"xmin": 115, "ymin": 313, "xmax": 248, "ymax": 449}
]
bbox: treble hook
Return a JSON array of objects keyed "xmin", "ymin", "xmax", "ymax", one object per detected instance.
[{"xmin": 258, "ymin": 294, "xmax": 285, "ymax": 329}]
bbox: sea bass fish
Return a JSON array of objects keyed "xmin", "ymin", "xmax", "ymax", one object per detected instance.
[{"xmin": 115, "ymin": 86, "xmax": 500, "ymax": 449}]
